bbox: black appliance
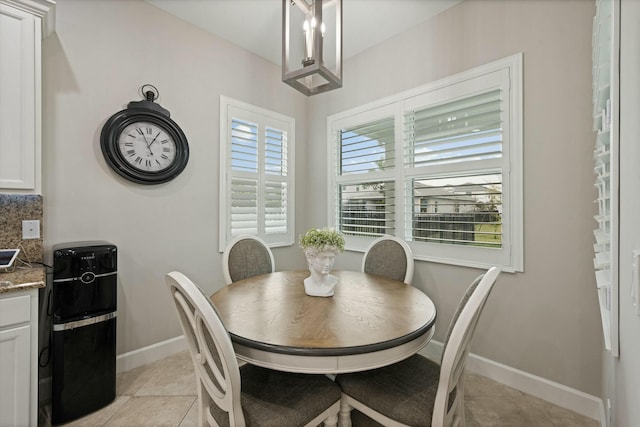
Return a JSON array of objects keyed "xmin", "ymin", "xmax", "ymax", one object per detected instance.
[{"xmin": 51, "ymin": 241, "xmax": 117, "ymax": 425}]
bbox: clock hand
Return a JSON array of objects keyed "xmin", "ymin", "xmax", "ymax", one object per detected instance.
[
  {"xmin": 146, "ymin": 132, "xmax": 163, "ymax": 156},
  {"xmin": 149, "ymin": 132, "xmax": 161, "ymax": 147},
  {"xmin": 138, "ymin": 128, "xmax": 151, "ymax": 146},
  {"xmin": 137, "ymin": 127, "xmax": 154, "ymax": 154}
]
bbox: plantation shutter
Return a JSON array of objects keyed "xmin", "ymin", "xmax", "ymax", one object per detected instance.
[
  {"xmin": 338, "ymin": 181, "xmax": 396, "ymax": 237},
  {"xmin": 265, "ymin": 127, "xmax": 288, "ymax": 235},
  {"xmin": 230, "ymin": 120, "xmax": 289, "ymax": 236},
  {"xmin": 327, "ymin": 54, "xmax": 522, "ymax": 270},
  {"xmin": 340, "ymin": 117, "xmax": 395, "ymax": 174},
  {"xmin": 337, "ymin": 117, "xmax": 396, "ymax": 237},
  {"xmin": 403, "ymin": 89, "xmax": 504, "ymax": 247},
  {"xmin": 230, "ymin": 118, "xmax": 259, "ymax": 234},
  {"xmin": 409, "ymin": 175, "xmax": 502, "ymax": 247},
  {"xmin": 591, "ymin": 0, "xmax": 617, "ymax": 354},
  {"xmin": 404, "ymin": 90, "xmax": 502, "ymax": 168}
]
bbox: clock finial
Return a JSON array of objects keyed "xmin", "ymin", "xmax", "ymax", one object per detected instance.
[{"xmin": 140, "ymin": 84, "xmax": 159, "ymax": 102}]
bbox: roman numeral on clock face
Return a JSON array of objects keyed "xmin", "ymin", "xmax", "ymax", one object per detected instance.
[{"xmin": 118, "ymin": 121, "xmax": 179, "ymax": 173}]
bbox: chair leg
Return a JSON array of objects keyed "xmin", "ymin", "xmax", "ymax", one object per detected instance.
[
  {"xmin": 324, "ymin": 413, "xmax": 339, "ymax": 427},
  {"xmin": 338, "ymin": 397, "xmax": 353, "ymax": 427}
]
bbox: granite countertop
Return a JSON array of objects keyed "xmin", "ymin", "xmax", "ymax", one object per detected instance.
[{"xmin": 0, "ymin": 266, "xmax": 46, "ymax": 293}]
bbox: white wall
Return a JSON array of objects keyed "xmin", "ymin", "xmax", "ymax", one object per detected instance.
[
  {"xmin": 609, "ymin": 0, "xmax": 640, "ymax": 424},
  {"xmin": 307, "ymin": 0, "xmax": 603, "ymax": 396},
  {"xmin": 41, "ymin": 0, "xmax": 309, "ymax": 354}
]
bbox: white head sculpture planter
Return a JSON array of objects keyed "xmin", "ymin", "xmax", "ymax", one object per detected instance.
[{"xmin": 303, "ymin": 246, "xmax": 338, "ymax": 297}]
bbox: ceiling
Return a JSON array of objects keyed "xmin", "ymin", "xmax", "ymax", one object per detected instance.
[{"xmin": 145, "ymin": 0, "xmax": 463, "ymax": 66}]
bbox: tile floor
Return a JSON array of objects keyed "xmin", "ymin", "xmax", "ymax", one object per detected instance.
[{"xmin": 40, "ymin": 350, "xmax": 600, "ymax": 427}]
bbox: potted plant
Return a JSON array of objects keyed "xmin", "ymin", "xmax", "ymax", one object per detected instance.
[
  {"xmin": 299, "ymin": 227, "xmax": 345, "ymax": 253},
  {"xmin": 299, "ymin": 228, "xmax": 345, "ymax": 297}
]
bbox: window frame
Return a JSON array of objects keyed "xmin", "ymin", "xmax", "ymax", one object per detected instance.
[
  {"xmin": 327, "ymin": 54, "xmax": 523, "ymax": 272},
  {"xmin": 219, "ymin": 96, "xmax": 295, "ymax": 251}
]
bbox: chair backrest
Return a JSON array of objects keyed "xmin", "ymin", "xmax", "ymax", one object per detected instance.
[
  {"xmin": 222, "ymin": 235, "xmax": 275, "ymax": 285},
  {"xmin": 165, "ymin": 271, "xmax": 246, "ymax": 426},
  {"xmin": 432, "ymin": 266, "xmax": 501, "ymax": 427},
  {"xmin": 361, "ymin": 235, "xmax": 414, "ymax": 284}
]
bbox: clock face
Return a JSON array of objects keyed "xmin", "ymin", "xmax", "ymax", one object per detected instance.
[{"xmin": 118, "ymin": 121, "xmax": 177, "ymax": 172}]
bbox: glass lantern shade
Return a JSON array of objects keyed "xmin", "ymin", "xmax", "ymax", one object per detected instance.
[{"xmin": 282, "ymin": 0, "xmax": 342, "ymax": 96}]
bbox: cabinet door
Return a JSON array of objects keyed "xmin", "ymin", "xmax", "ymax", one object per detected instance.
[
  {"xmin": 0, "ymin": 3, "xmax": 37, "ymax": 190},
  {"xmin": 0, "ymin": 325, "xmax": 31, "ymax": 427}
]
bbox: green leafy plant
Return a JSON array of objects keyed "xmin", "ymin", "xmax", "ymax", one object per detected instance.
[{"xmin": 299, "ymin": 228, "xmax": 345, "ymax": 252}]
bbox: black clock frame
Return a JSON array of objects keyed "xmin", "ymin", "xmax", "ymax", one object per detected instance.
[{"xmin": 100, "ymin": 107, "xmax": 189, "ymax": 185}]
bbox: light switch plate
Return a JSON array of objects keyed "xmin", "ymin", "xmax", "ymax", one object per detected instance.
[{"xmin": 22, "ymin": 220, "xmax": 40, "ymax": 239}]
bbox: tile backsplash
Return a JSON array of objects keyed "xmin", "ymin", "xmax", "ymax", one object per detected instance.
[{"xmin": 0, "ymin": 194, "xmax": 43, "ymax": 262}]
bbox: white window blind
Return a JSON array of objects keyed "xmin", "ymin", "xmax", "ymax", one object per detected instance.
[
  {"xmin": 336, "ymin": 108, "xmax": 397, "ymax": 238},
  {"xmin": 409, "ymin": 175, "xmax": 502, "ymax": 248},
  {"xmin": 340, "ymin": 117, "xmax": 395, "ymax": 175},
  {"xmin": 229, "ymin": 118, "xmax": 259, "ymax": 234},
  {"xmin": 329, "ymin": 54, "xmax": 522, "ymax": 271},
  {"xmin": 404, "ymin": 89, "xmax": 503, "ymax": 248},
  {"xmin": 220, "ymin": 97, "xmax": 295, "ymax": 249},
  {"xmin": 404, "ymin": 90, "xmax": 502, "ymax": 168},
  {"xmin": 592, "ymin": 0, "xmax": 618, "ymax": 355},
  {"xmin": 338, "ymin": 180, "xmax": 396, "ymax": 237}
]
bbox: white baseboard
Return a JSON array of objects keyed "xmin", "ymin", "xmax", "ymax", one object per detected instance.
[
  {"xmin": 420, "ymin": 340, "xmax": 604, "ymax": 424},
  {"xmin": 116, "ymin": 335, "xmax": 187, "ymax": 374}
]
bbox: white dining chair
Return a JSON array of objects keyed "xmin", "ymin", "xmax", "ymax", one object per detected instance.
[
  {"xmin": 362, "ymin": 235, "xmax": 415, "ymax": 284},
  {"xmin": 165, "ymin": 271, "xmax": 341, "ymax": 427},
  {"xmin": 222, "ymin": 235, "xmax": 275, "ymax": 285},
  {"xmin": 336, "ymin": 266, "xmax": 501, "ymax": 427}
]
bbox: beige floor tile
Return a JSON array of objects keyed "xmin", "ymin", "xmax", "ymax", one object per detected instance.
[
  {"xmin": 465, "ymin": 373, "xmax": 526, "ymax": 399},
  {"xmin": 464, "ymin": 405, "xmax": 485, "ymax": 427},
  {"xmin": 465, "ymin": 373, "xmax": 598, "ymax": 427},
  {"xmin": 116, "ymin": 363, "xmax": 157, "ymax": 396},
  {"xmin": 178, "ymin": 400, "xmax": 199, "ymax": 427},
  {"xmin": 103, "ymin": 396, "xmax": 195, "ymax": 427},
  {"xmin": 135, "ymin": 352, "xmax": 197, "ymax": 396},
  {"xmin": 465, "ymin": 395, "xmax": 557, "ymax": 427},
  {"xmin": 515, "ymin": 393, "xmax": 600, "ymax": 427}
]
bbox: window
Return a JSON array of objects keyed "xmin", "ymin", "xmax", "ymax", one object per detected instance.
[
  {"xmin": 219, "ymin": 96, "xmax": 295, "ymax": 250},
  {"xmin": 328, "ymin": 54, "xmax": 523, "ymax": 271}
]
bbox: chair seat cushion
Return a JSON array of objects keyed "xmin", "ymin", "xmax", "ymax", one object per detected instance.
[
  {"xmin": 336, "ymin": 354, "xmax": 441, "ymax": 427},
  {"xmin": 238, "ymin": 364, "xmax": 341, "ymax": 427}
]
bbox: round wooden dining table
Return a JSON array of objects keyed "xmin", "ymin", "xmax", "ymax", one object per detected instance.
[{"xmin": 210, "ymin": 270, "xmax": 437, "ymax": 374}]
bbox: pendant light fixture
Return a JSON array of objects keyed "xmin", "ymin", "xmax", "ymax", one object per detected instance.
[{"xmin": 282, "ymin": 0, "xmax": 342, "ymax": 96}]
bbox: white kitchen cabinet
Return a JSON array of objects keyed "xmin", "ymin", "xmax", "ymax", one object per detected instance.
[
  {"xmin": 0, "ymin": 289, "xmax": 39, "ymax": 427},
  {"xmin": 0, "ymin": 0, "xmax": 54, "ymax": 194}
]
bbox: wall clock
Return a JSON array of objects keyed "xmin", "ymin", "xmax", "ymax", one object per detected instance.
[{"xmin": 100, "ymin": 85, "xmax": 189, "ymax": 185}]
